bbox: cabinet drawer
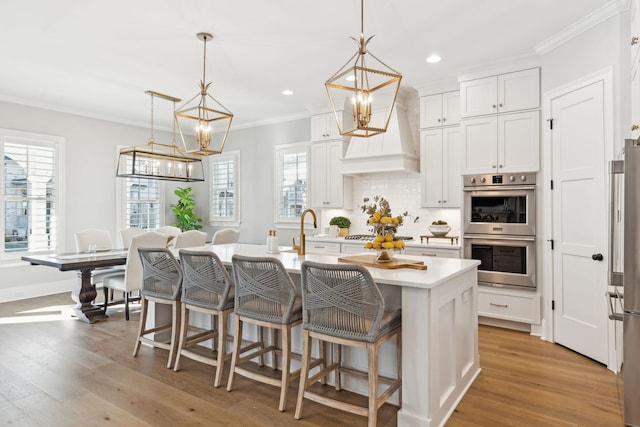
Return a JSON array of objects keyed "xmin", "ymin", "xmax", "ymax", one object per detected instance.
[
  {"xmin": 478, "ymin": 289, "xmax": 540, "ymax": 324},
  {"xmin": 403, "ymin": 247, "xmax": 460, "ymax": 258},
  {"xmin": 306, "ymin": 242, "xmax": 341, "ymax": 254}
]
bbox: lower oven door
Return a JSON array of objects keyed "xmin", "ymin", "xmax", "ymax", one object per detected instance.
[{"xmin": 463, "ymin": 234, "xmax": 536, "ymax": 289}]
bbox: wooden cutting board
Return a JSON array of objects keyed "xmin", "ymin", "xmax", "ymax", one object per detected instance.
[{"xmin": 338, "ymin": 254, "xmax": 427, "ymax": 270}]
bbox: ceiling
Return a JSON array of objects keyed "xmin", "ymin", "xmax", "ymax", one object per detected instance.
[{"xmin": 0, "ymin": 0, "xmax": 616, "ymax": 131}]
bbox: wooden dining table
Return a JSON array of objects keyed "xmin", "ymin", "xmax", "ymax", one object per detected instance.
[{"xmin": 21, "ymin": 250, "xmax": 127, "ymax": 323}]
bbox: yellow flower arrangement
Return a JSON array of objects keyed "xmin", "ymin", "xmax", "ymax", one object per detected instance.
[{"xmin": 360, "ymin": 196, "xmax": 417, "ymax": 251}]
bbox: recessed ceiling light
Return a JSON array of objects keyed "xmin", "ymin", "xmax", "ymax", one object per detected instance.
[
  {"xmin": 426, "ymin": 54, "xmax": 441, "ymax": 64},
  {"xmin": 282, "ymin": 90, "xmax": 294, "ymax": 95}
]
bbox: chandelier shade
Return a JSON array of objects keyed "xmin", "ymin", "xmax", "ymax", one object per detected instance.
[
  {"xmin": 116, "ymin": 91, "xmax": 205, "ymax": 182},
  {"xmin": 175, "ymin": 32, "xmax": 233, "ymax": 156},
  {"xmin": 325, "ymin": 0, "xmax": 401, "ymax": 138}
]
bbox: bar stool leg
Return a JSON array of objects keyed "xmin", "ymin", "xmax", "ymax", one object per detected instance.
[
  {"xmin": 227, "ymin": 316, "xmax": 243, "ymax": 392},
  {"xmin": 294, "ymin": 329, "xmax": 312, "ymax": 420},
  {"xmin": 133, "ymin": 296, "xmax": 148, "ymax": 357}
]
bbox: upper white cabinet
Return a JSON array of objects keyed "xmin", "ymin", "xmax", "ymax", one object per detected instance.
[
  {"xmin": 311, "ymin": 112, "xmax": 343, "ymax": 141},
  {"xmin": 460, "ymin": 68, "xmax": 540, "ymax": 118},
  {"xmin": 420, "ymin": 127, "xmax": 462, "ymax": 208},
  {"xmin": 420, "ymin": 91, "xmax": 460, "ymax": 128},
  {"xmin": 632, "ymin": 0, "xmax": 640, "ymax": 65},
  {"xmin": 461, "ymin": 111, "xmax": 540, "ymax": 174},
  {"xmin": 309, "ymin": 139, "xmax": 353, "ymax": 209}
]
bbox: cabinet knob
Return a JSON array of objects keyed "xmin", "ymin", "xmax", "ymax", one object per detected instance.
[
  {"xmin": 499, "ymin": 164, "xmax": 503, "ymax": 168},
  {"xmin": 633, "ymin": 36, "xmax": 639, "ymax": 46},
  {"xmin": 492, "ymin": 165, "xmax": 497, "ymax": 168},
  {"xmin": 442, "ymin": 117, "xmax": 446, "ymax": 122},
  {"xmin": 492, "ymin": 104, "xmax": 497, "ymax": 108},
  {"xmin": 443, "ymin": 200, "xmax": 447, "ymax": 203},
  {"xmin": 632, "ymin": 124, "xmax": 639, "ymax": 131},
  {"xmin": 437, "ymin": 118, "xmax": 441, "ymax": 122},
  {"xmin": 499, "ymin": 103, "xmax": 503, "ymax": 107}
]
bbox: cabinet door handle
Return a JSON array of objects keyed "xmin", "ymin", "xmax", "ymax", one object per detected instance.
[
  {"xmin": 490, "ymin": 302, "xmax": 508, "ymax": 308},
  {"xmin": 633, "ymin": 36, "xmax": 639, "ymax": 46},
  {"xmin": 421, "ymin": 253, "xmax": 437, "ymax": 257},
  {"xmin": 632, "ymin": 124, "xmax": 639, "ymax": 131}
]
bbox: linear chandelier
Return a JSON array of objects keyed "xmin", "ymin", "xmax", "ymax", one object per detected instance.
[
  {"xmin": 175, "ymin": 32, "xmax": 233, "ymax": 156},
  {"xmin": 325, "ymin": 0, "xmax": 402, "ymax": 138},
  {"xmin": 116, "ymin": 91, "xmax": 205, "ymax": 182}
]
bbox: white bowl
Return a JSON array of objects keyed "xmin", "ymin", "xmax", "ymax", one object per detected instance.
[{"xmin": 429, "ymin": 225, "xmax": 450, "ymax": 236}]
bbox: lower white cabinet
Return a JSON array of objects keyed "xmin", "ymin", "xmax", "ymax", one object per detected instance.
[
  {"xmin": 305, "ymin": 242, "xmax": 341, "ymax": 254},
  {"xmin": 403, "ymin": 247, "xmax": 461, "ymax": 258},
  {"xmin": 477, "ymin": 287, "xmax": 540, "ymax": 324},
  {"xmin": 420, "ymin": 127, "xmax": 462, "ymax": 208}
]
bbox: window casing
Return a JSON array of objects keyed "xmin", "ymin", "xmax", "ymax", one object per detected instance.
[
  {"xmin": 274, "ymin": 142, "xmax": 309, "ymax": 225},
  {"xmin": 116, "ymin": 146, "xmax": 163, "ymax": 232},
  {"xmin": 210, "ymin": 150, "xmax": 240, "ymax": 225},
  {"xmin": 1, "ymin": 130, "xmax": 63, "ymax": 259}
]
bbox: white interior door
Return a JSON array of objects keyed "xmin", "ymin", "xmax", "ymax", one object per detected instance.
[{"xmin": 550, "ymin": 79, "xmax": 609, "ymax": 364}]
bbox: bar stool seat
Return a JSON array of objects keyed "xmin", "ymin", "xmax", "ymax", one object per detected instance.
[
  {"xmin": 295, "ymin": 260, "xmax": 402, "ymax": 427},
  {"xmin": 227, "ymin": 255, "xmax": 320, "ymax": 412},
  {"xmin": 174, "ymin": 249, "xmax": 235, "ymax": 387},
  {"xmin": 133, "ymin": 247, "xmax": 182, "ymax": 369}
]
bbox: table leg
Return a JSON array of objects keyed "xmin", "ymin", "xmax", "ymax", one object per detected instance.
[{"xmin": 70, "ymin": 269, "xmax": 109, "ymax": 323}]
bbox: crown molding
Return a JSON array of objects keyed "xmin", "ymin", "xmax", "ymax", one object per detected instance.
[{"xmin": 535, "ymin": 0, "xmax": 629, "ymax": 55}]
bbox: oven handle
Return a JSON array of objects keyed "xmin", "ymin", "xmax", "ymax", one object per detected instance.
[
  {"xmin": 463, "ymin": 234, "xmax": 535, "ymax": 242},
  {"xmin": 463, "ymin": 185, "xmax": 536, "ymax": 191}
]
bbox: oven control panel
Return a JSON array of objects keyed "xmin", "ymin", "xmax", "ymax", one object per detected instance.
[{"xmin": 463, "ymin": 172, "xmax": 536, "ymax": 187}]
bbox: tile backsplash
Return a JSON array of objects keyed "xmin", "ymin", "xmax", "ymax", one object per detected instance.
[{"xmin": 318, "ymin": 172, "xmax": 462, "ymax": 238}]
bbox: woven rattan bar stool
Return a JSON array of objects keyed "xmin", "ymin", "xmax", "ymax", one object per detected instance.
[
  {"xmin": 174, "ymin": 249, "xmax": 234, "ymax": 387},
  {"xmin": 227, "ymin": 255, "xmax": 308, "ymax": 411},
  {"xmin": 295, "ymin": 260, "xmax": 402, "ymax": 427},
  {"xmin": 133, "ymin": 248, "xmax": 183, "ymax": 369}
]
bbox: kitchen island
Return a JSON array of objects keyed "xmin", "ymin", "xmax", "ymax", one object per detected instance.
[{"xmin": 194, "ymin": 243, "xmax": 480, "ymax": 427}]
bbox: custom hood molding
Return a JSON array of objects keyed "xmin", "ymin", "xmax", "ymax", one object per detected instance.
[{"xmin": 340, "ymin": 102, "xmax": 419, "ymax": 175}]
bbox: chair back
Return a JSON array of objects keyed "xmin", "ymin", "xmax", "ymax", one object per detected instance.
[
  {"xmin": 179, "ymin": 249, "xmax": 233, "ymax": 311},
  {"xmin": 300, "ymin": 261, "xmax": 386, "ymax": 343},
  {"xmin": 138, "ymin": 247, "xmax": 182, "ymax": 301},
  {"xmin": 231, "ymin": 255, "xmax": 298, "ymax": 324},
  {"xmin": 212, "ymin": 228, "xmax": 240, "ymax": 245},
  {"xmin": 156, "ymin": 225, "xmax": 182, "ymax": 237},
  {"xmin": 123, "ymin": 232, "xmax": 170, "ymax": 292},
  {"xmin": 75, "ymin": 229, "xmax": 112, "ymax": 252},
  {"xmin": 121, "ymin": 227, "xmax": 147, "ymax": 249},
  {"xmin": 173, "ymin": 230, "xmax": 208, "ymax": 249}
]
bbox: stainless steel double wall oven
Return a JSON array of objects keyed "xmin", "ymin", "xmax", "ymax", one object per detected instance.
[{"xmin": 463, "ymin": 173, "xmax": 537, "ymax": 289}]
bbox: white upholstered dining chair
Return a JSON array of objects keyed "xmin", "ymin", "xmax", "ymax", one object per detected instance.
[
  {"xmin": 211, "ymin": 228, "xmax": 240, "ymax": 245},
  {"xmin": 74, "ymin": 228, "xmax": 123, "ymax": 288},
  {"xmin": 120, "ymin": 227, "xmax": 147, "ymax": 249},
  {"xmin": 102, "ymin": 231, "xmax": 169, "ymax": 320},
  {"xmin": 173, "ymin": 230, "xmax": 208, "ymax": 249}
]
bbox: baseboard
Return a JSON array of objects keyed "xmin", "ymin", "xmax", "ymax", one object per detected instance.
[{"xmin": 0, "ymin": 279, "xmax": 76, "ymax": 303}]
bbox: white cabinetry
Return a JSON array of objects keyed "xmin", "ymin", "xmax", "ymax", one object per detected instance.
[
  {"xmin": 420, "ymin": 91, "xmax": 460, "ymax": 128},
  {"xmin": 462, "ymin": 111, "xmax": 539, "ymax": 174},
  {"xmin": 632, "ymin": 0, "xmax": 640, "ymax": 65},
  {"xmin": 477, "ymin": 287, "xmax": 540, "ymax": 324},
  {"xmin": 420, "ymin": 127, "xmax": 462, "ymax": 208},
  {"xmin": 309, "ymin": 140, "xmax": 352, "ymax": 208},
  {"xmin": 311, "ymin": 112, "xmax": 343, "ymax": 141},
  {"xmin": 305, "ymin": 241, "xmax": 341, "ymax": 254},
  {"xmin": 403, "ymin": 246, "xmax": 461, "ymax": 258},
  {"xmin": 460, "ymin": 68, "xmax": 540, "ymax": 118}
]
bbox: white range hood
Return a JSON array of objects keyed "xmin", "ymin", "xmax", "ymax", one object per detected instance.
[{"xmin": 340, "ymin": 103, "xmax": 419, "ymax": 175}]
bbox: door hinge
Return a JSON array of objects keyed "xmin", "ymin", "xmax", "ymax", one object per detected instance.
[
  {"xmin": 547, "ymin": 118, "xmax": 554, "ymax": 130},
  {"xmin": 550, "ymin": 180, "xmax": 554, "ymax": 190},
  {"xmin": 552, "ymin": 300, "xmax": 555, "ymax": 310}
]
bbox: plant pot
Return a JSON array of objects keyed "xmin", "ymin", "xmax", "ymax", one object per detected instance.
[{"xmin": 338, "ymin": 227, "xmax": 349, "ymax": 237}]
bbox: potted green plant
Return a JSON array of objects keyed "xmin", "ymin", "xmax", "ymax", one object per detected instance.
[
  {"xmin": 172, "ymin": 187, "xmax": 203, "ymax": 231},
  {"xmin": 329, "ymin": 216, "xmax": 351, "ymax": 237}
]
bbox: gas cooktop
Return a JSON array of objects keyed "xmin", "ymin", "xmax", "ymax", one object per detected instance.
[{"xmin": 344, "ymin": 234, "xmax": 414, "ymax": 241}]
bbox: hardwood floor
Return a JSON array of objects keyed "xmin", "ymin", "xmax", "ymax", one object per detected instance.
[{"xmin": 0, "ymin": 293, "xmax": 624, "ymax": 426}]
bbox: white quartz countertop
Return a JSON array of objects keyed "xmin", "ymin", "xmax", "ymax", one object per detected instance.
[
  {"xmin": 182, "ymin": 243, "xmax": 478, "ymax": 290},
  {"xmin": 306, "ymin": 235, "xmax": 461, "ymax": 250}
]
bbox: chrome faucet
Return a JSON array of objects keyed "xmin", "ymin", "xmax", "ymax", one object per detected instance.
[{"xmin": 292, "ymin": 208, "xmax": 317, "ymax": 255}]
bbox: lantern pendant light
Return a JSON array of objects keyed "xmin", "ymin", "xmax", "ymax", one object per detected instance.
[
  {"xmin": 325, "ymin": 0, "xmax": 402, "ymax": 138},
  {"xmin": 175, "ymin": 32, "xmax": 233, "ymax": 156}
]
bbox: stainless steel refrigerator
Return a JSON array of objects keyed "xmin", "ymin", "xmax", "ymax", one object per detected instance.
[{"xmin": 624, "ymin": 138, "xmax": 640, "ymax": 427}]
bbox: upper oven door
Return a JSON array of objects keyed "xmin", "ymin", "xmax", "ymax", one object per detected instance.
[{"xmin": 463, "ymin": 186, "xmax": 536, "ymax": 236}]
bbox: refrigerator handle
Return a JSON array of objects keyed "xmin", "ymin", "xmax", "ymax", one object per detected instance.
[{"xmin": 608, "ymin": 159, "xmax": 624, "ymax": 287}]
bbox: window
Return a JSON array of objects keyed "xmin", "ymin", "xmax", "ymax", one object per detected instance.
[
  {"xmin": 1, "ymin": 130, "xmax": 63, "ymax": 258},
  {"xmin": 275, "ymin": 142, "xmax": 309, "ymax": 224},
  {"xmin": 210, "ymin": 150, "xmax": 240, "ymax": 224},
  {"xmin": 116, "ymin": 146, "xmax": 163, "ymax": 231}
]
